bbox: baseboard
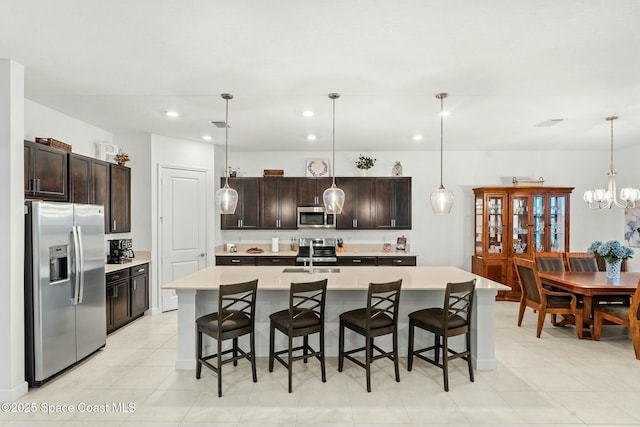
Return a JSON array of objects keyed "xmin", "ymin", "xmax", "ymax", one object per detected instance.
[{"xmin": 0, "ymin": 381, "xmax": 29, "ymax": 402}]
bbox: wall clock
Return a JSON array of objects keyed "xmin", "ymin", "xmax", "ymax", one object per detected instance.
[{"xmin": 305, "ymin": 159, "xmax": 330, "ymax": 177}]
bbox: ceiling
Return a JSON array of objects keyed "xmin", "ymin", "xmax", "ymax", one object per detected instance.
[{"xmin": 2, "ymin": 0, "xmax": 640, "ymax": 152}]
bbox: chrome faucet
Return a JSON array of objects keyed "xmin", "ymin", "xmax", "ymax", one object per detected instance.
[{"xmin": 308, "ymin": 244, "xmax": 314, "ymax": 274}]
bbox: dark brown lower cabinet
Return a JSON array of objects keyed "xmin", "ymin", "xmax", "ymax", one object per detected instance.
[
  {"xmin": 337, "ymin": 256, "xmax": 377, "ymax": 266},
  {"xmin": 216, "ymin": 256, "xmax": 258, "ymax": 266},
  {"xmin": 130, "ymin": 264, "xmax": 149, "ymax": 319},
  {"xmin": 257, "ymin": 256, "xmax": 296, "ymax": 266},
  {"xmin": 106, "ymin": 269, "xmax": 131, "ymax": 333},
  {"xmin": 106, "ymin": 263, "xmax": 149, "ymax": 334}
]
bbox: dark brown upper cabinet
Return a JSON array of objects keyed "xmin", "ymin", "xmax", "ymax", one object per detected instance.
[
  {"xmin": 220, "ymin": 178, "xmax": 260, "ymax": 229},
  {"xmin": 374, "ymin": 177, "xmax": 412, "ymax": 229},
  {"xmin": 69, "ymin": 153, "xmax": 111, "ymax": 231},
  {"xmin": 260, "ymin": 178, "xmax": 297, "ymax": 229},
  {"xmin": 109, "ymin": 164, "xmax": 131, "ymax": 233},
  {"xmin": 24, "ymin": 140, "xmax": 68, "ymax": 201},
  {"xmin": 335, "ymin": 177, "xmax": 375, "ymax": 229},
  {"xmin": 296, "ymin": 177, "xmax": 333, "ymax": 206}
]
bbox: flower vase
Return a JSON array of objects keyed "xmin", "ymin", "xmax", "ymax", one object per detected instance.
[
  {"xmin": 359, "ymin": 169, "xmax": 368, "ymax": 177},
  {"xmin": 605, "ymin": 259, "xmax": 622, "ymax": 280}
]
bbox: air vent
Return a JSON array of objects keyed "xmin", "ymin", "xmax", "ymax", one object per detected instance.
[
  {"xmin": 209, "ymin": 121, "xmax": 229, "ymax": 128},
  {"xmin": 535, "ymin": 118, "xmax": 565, "ymax": 127}
]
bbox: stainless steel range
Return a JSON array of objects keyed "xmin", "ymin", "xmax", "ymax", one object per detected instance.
[{"xmin": 296, "ymin": 238, "xmax": 338, "ymax": 266}]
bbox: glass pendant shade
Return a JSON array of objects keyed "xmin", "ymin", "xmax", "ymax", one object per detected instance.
[
  {"xmin": 430, "ymin": 185, "xmax": 454, "ymax": 215},
  {"xmin": 216, "ymin": 183, "xmax": 238, "ymax": 214},
  {"xmin": 323, "ymin": 183, "xmax": 345, "ymax": 214}
]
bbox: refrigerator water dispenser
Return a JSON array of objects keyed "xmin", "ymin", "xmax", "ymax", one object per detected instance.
[{"xmin": 49, "ymin": 245, "xmax": 69, "ymax": 283}]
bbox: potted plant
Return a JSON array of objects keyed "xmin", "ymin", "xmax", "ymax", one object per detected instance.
[
  {"xmin": 587, "ymin": 240, "xmax": 634, "ymax": 280},
  {"xmin": 355, "ymin": 154, "xmax": 376, "ymax": 176},
  {"xmin": 114, "ymin": 150, "xmax": 130, "ymax": 166}
]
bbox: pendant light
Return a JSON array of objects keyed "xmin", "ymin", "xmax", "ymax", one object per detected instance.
[
  {"xmin": 583, "ymin": 116, "xmax": 640, "ymax": 209},
  {"xmin": 215, "ymin": 93, "xmax": 239, "ymax": 214},
  {"xmin": 322, "ymin": 93, "xmax": 345, "ymax": 214},
  {"xmin": 430, "ymin": 92, "xmax": 454, "ymax": 215}
]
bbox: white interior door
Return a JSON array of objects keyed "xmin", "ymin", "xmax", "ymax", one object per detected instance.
[{"xmin": 160, "ymin": 166, "xmax": 207, "ymax": 312}]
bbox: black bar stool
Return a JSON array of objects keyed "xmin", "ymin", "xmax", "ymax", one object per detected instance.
[
  {"xmin": 269, "ymin": 279, "xmax": 328, "ymax": 393},
  {"xmin": 407, "ymin": 279, "xmax": 475, "ymax": 391},
  {"xmin": 338, "ymin": 279, "xmax": 402, "ymax": 392},
  {"xmin": 196, "ymin": 279, "xmax": 258, "ymax": 397}
]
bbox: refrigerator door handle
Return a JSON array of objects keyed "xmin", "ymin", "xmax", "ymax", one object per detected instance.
[
  {"xmin": 71, "ymin": 226, "xmax": 81, "ymax": 305},
  {"xmin": 77, "ymin": 226, "xmax": 85, "ymax": 304}
]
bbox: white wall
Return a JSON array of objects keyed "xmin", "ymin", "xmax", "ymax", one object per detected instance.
[
  {"xmin": 24, "ymin": 99, "xmax": 113, "ymax": 156},
  {"xmin": 0, "ymin": 59, "xmax": 28, "ymax": 401},
  {"xmin": 218, "ymin": 150, "xmax": 621, "ymax": 269}
]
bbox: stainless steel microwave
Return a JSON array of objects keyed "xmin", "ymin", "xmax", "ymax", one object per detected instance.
[{"xmin": 297, "ymin": 206, "xmax": 336, "ymax": 228}]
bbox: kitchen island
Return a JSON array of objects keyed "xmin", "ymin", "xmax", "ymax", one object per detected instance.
[{"xmin": 162, "ymin": 265, "xmax": 509, "ymax": 371}]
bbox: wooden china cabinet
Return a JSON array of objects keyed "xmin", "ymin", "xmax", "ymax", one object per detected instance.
[{"xmin": 471, "ymin": 186, "xmax": 573, "ymax": 301}]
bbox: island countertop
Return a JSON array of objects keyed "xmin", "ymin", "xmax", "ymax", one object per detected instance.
[{"xmin": 162, "ymin": 265, "xmax": 508, "ymax": 291}]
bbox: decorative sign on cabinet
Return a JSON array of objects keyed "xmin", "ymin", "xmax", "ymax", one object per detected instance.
[{"xmin": 471, "ymin": 186, "xmax": 573, "ymax": 301}]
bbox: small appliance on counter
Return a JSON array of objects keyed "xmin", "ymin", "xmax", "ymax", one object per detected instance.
[{"xmin": 107, "ymin": 238, "xmax": 134, "ymax": 264}]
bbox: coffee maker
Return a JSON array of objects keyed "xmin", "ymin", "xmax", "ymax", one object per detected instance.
[{"xmin": 107, "ymin": 239, "xmax": 134, "ymax": 264}]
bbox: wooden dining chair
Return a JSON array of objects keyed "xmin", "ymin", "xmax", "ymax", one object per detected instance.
[
  {"xmin": 513, "ymin": 257, "xmax": 583, "ymax": 339},
  {"xmin": 593, "ymin": 281, "xmax": 640, "ymax": 359},
  {"xmin": 565, "ymin": 252, "xmax": 599, "ymax": 272},
  {"xmin": 534, "ymin": 252, "xmax": 566, "ymax": 272}
]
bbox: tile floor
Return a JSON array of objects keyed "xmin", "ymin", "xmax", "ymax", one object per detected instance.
[{"xmin": 2, "ymin": 302, "xmax": 640, "ymax": 427}]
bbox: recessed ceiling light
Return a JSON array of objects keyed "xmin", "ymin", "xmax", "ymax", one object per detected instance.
[
  {"xmin": 441, "ymin": 111, "xmax": 451, "ymax": 117},
  {"xmin": 307, "ymin": 134, "xmax": 317, "ymax": 141},
  {"xmin": 165, "ymin": 110, "xmax": 181, "ymax": 118},
  {"xmin": 303, "ymin": 110, "xmax": 314, "ymax": 117},
  {"xmin": 413, "ymin": 134, "xmax": 424, "ymax": 141},
  {"xmin": 202, "ymin": 135, "xmax": 212, "ymax": 141}
]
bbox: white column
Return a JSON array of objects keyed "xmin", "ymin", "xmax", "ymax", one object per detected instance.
[
  {"xmin": 175, "ymin": 289, "xmax": 197, "ymax": 370},
  {"xmin": 0, "ymin": 59, "xmax": 28, "ymax": 401},
  {"xmin": 472, "ymin": 289, "xmax": 498, "ymax": 370}
]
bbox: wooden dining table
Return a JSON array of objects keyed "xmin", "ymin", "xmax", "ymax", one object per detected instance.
[{"xmin": 538, "ymin": 271, "xmax": 640, "ymax": 338}]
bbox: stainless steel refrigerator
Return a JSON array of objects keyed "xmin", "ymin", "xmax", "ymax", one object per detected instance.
[{"xmin": 24, "ymin": 201, "xmax": 106, "ymax": 386}]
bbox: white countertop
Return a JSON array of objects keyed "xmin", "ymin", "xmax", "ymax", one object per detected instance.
[
  {"xmin": 105, "ymin": 251, "xmax": 151, "ymax": 273},
  {"xmin": 162, "ymin": 265, "xmax": 508, "ymax": 292}
]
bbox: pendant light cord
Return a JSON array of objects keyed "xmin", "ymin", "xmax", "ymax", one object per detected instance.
[
  {"xmin": 332, "ymin": 97, "xmax": 336, "ymax": 185},
  {"xmin": 439, "ymin": 95, "xmax": 444, "ymax": 188},
  {"xmin": 225, "ymin": 97, "xmax": 229, "ymax": 185},
  {"xmin": 609, "ymin": 116, "xmax": 615, "ymax": 174}
]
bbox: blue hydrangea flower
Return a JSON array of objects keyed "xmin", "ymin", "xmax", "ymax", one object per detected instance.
[{"xmin": 587, "ymin": 240, "xmax": 634, "ymax": 263}]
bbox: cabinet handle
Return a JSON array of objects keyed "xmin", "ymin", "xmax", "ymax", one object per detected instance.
[
  {"xmin": 113, "ymin": 220, "xmax": 117, "ymax": 230},
  {"xmin": 111, "ymin": 275, "xmax": 120, "ymax": 281},
  {"xmin": 136, "ymin": 268, "xmax": 145, "ymax": 273},
  {"xmin": 237, "ymin": 219, "xmax": 241, "ymax": 227},
  {"xmin": 391, "ymin": 219, "xmax": 396, "ymax": 228},
  {"xmin": 231, "ymin": 259, "xmax": 241, "ymax": 263},
  {"xmin": 352, "ymin": 259, "xmax": 362, "ymax": 263},
  {"xmin": 36, "ymin": 178, "xmax": 41, "ymax": 192},
  {"xmin": 271, "ymin": 259, "xmax": 281, "ymax": 263},
  {"xmin": 393, "ymin": 259, "xmax": 402, "ymax": 263},
  {"xmin": 112, "ymin": 286, "xmax": 118, "ymax": 298},
  {"xmin": 133, "ymin": 278, "xmax": 137, "ymax": 291}
]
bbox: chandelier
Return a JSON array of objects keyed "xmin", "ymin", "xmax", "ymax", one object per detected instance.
[{"xmin": 583, "ymin": 116, "xmax": 639, "ymax": 209}]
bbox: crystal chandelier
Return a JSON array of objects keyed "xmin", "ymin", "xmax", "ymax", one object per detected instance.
[
  {"xmin": 430, "ymin": 93, "xmax": 454, "ymax": 215},
  {"xmin": 322, "ymin": 93, "xmax": 345, "ymax": 214},
  {"xmin": 215, "ymin": 93, "xmax": 239, "ymax": 214},
  {"xmin": 583, "ymin": 116, "xmax": 639, "ymax": 209}
]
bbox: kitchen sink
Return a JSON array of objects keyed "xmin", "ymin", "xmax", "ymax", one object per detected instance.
[{"xmin": 282, "ymin": 267, "xmax": 341, "ymax": 273}]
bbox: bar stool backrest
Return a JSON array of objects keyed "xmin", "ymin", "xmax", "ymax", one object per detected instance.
[
  {"xmin": 366, "ymin": 280, "xmax": 402, "ymax": 331},
  {"xmin": 218, "ymin": 279, "xmax": 258, "ymax": 337},
  {"xmin": 288, "ymin": 279, "xmax": 328, "ymax": 334},
  {"xmin": 443, "ymin": 279, "xmax": 476, "ymax": 333}
]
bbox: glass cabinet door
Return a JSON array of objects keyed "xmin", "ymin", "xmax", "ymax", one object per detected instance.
[
  {"xmin": 486, "ymin": 195, "xmax": 506, "ymax": 255},
  {"xmin": 475, "ymin": 196, "xmax": 483, "ymax": 255},
  {"xmin": 532, "ymin": 195, "xmax": 545, "ymax": 253},
  {"xmin": 512, "ymin": 196, "xmax": 530, "ymax": 256},
  {"xmin": 548, "ymin": 195, "xmax": 566, "ymax": 252}
]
